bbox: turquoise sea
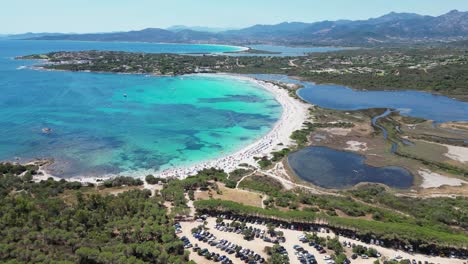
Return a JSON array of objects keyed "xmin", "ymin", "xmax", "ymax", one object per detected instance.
[{"xmin": 0, "ymin": 40, "xmax": 281, "ymax": 177}]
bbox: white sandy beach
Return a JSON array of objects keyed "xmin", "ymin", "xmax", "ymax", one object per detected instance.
[
  {"xmin": 35, "ymin": 74, "xmax": 310, "ymax": 182},
  {"xmin": 419, "ymin": 169, "xmax": 467, "ymax": 189},
  {"xmin": 443, "ymin": 144, "xmax": 468, "ymax": 163},
  {"xmin": 151, "ymin": 74, "xmax": 310, "ymax": 179}
]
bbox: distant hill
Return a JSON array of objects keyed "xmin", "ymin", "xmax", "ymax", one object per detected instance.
[
  {"xmin": 28, "ymin": 10, "xmax": 468, "ymax": 45},
  {"xmin": 166, "ymin": 25, "xmax": 238, "ymax": 33},
  {"xmin": 34, "ymin": 28, "xmax": 219, "ymax": 43},
  {"xmin": 6, "ymin": 32, "xmax": 65, "ymax": 40},
  {"xmin": 447, "ymin": 39, "xmax": 468, "ymax": 47},
  {"xmin": 222, "ymin": 10, "xmax": 468, "ymax": 45},
  {"xmin": 39, "ymin": 28, "xmax": 178, "ymax": 42}
]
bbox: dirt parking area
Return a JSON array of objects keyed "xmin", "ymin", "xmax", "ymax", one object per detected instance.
[{"xmin": 178, "ymin": 217, "xmax": 467, "ymax": 264}]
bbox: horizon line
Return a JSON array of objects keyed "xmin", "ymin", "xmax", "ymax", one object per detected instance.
[{"xmin": 1, "ymin": 9, "xmax": 465, "ymax": 35}]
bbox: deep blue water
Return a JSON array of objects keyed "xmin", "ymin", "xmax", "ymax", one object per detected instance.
[
  {"xmin": 253, "ymin": 75, "xmax": 468, "ymax": 123},
  {"xmin": 288, "ymin": 147, "xmax": 414, "ymax": 189}
]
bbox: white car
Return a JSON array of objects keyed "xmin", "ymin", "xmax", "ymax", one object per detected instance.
[
  {"xmin": 323, "ymin": 255, "xmax": 331, "ymax": 260},
  {"xmin": 326, "ymin": 260, "xmax": 335, "ymax": 264}
]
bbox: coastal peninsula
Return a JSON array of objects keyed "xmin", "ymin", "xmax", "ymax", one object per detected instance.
[{"xmin": 20, "ymin": 47, "xmax": 468, "ymax": 101}]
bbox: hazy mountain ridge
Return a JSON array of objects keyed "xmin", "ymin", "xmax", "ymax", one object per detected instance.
[
  {"xmin": 23, "ymin": 10, "xmax": 468, "ymax": 45},
  {"xmin": 4, "ymin": 32, "xmax": 66, "ymax": 39},
  {"xmin": 166, "ymin": 25, "xmax": 238, "ymax": 33}
]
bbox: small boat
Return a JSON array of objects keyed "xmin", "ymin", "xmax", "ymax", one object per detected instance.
[
  {"xmin": 123, "ymin": 93, "xmax": 127, "ymax": 98},
  {"xmin": 42, "ymin": 127, "xmax": 52, "ymax": 134}
]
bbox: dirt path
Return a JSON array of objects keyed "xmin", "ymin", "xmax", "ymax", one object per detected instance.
[
  {"xmin": 185, "ymin": 194, "xmax": 196, "ymax": 219},
  {"xmin": 349, "ymin": 196, "xmax": 412, "ymax": 218},
  {"xmin": 231, "ymin": 163, "xmax": 339, "ymax": 197},
  {"xmin": 289, "ymin": 59, "xmax": 298, "ymax": 67},
  {"xmin": 235, "ymin": 171, "xmax": 256, "ymax": 188},
  {"xmin": 143, "ymin": 182, "xmax": 161, "ymax": 197},
  {"xmin": 261, "ymin": 195, "xmax": 268, "ymax": 209}
]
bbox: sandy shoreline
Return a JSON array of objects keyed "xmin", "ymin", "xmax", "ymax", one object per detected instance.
[
  {"xmin": 32, "ymin": 74, "xmax": 310, "ymax": 183},
  {"xmin": 419, "ymin": 169, "xmax": 468, "ymax": 189},
  {"xmin": 152, "ymin": 74, "xmax": 310, "ymax": 179},
  {"xmin": 443, "ymin": 144, "xmax": 468, "ymax": 163}
]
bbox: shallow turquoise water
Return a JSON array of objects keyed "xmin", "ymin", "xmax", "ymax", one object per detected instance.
[{"xmin": 0, "ymin": 40, "xmax": 280, "ymax": 177}]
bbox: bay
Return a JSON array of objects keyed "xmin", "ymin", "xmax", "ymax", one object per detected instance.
[{"xmin": 0, "ymin": 40, "xmax": 280, "ymax": 177}]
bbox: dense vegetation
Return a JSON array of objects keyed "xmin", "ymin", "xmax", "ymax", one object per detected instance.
[
  {"xmin": 0, "ymin": 163, "xmax": 192, "ymax": 264},
  {"xmin": 102, "ymin": 176, "xmax": 144, "ymax": 187},
  {"xmin": 145, "ymin": 174, "xmax": 167, "ymax": 185},
  {"xmin": 238, "ymin": 175, "xmax": 300, "ymax": 209},
  {"xmin": 238, "ymin": 175, "xmax": 284, "ymax": 195},
  {"xmin": 349, "ymin": 185, "xmax": 468, "ymax": 229},
  {"xmin": 227, "ymin": 168, "xmax": 253, "ymax": 183},
  {"xmin": 160, "ymin": 168, "xmax": 230, "ymax": 217},
  {"xmin": 20, "ymin": 47, "xmax": 468, "ymax": 100}
]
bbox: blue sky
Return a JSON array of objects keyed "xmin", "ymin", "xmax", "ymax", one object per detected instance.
[{"xmin": 2, "ymin": 0, "xmax": 467, "ymax": 34}]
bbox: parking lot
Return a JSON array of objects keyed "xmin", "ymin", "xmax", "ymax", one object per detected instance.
[
  {"xmin": 177, "ymin": 216, "xmax": 466, "ymax": 264},
  {"xmin": 178, "ymin": 217, "xmax": 342, "ymax": 264}
]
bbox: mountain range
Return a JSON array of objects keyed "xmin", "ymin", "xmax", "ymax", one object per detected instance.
[
  {"xmin": 166, "ymin": 25, "xmax": 238, "ymax": 33},
  {"xmin": 4, "ymin": 32, "xmax": 65, "ymax": 40},
  {"xmin": 17, "ymin": 10, "xmax": 468, "ymax": 46}
]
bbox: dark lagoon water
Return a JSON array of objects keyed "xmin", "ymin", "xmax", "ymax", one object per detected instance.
[
  {"xmin": 254, "ymin": 74, "xmax": 467, "ymax": 189},
  {"xmin": 288, "ymin": 147, "xmax": 414, "ymax": 189},
  {"xmin": 0, "ymin": 40, "xmax": 280, "ymax": 177},
  {"xmin": 253, "ymin": 75, "xmax": 468, "ymax": 123}
]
